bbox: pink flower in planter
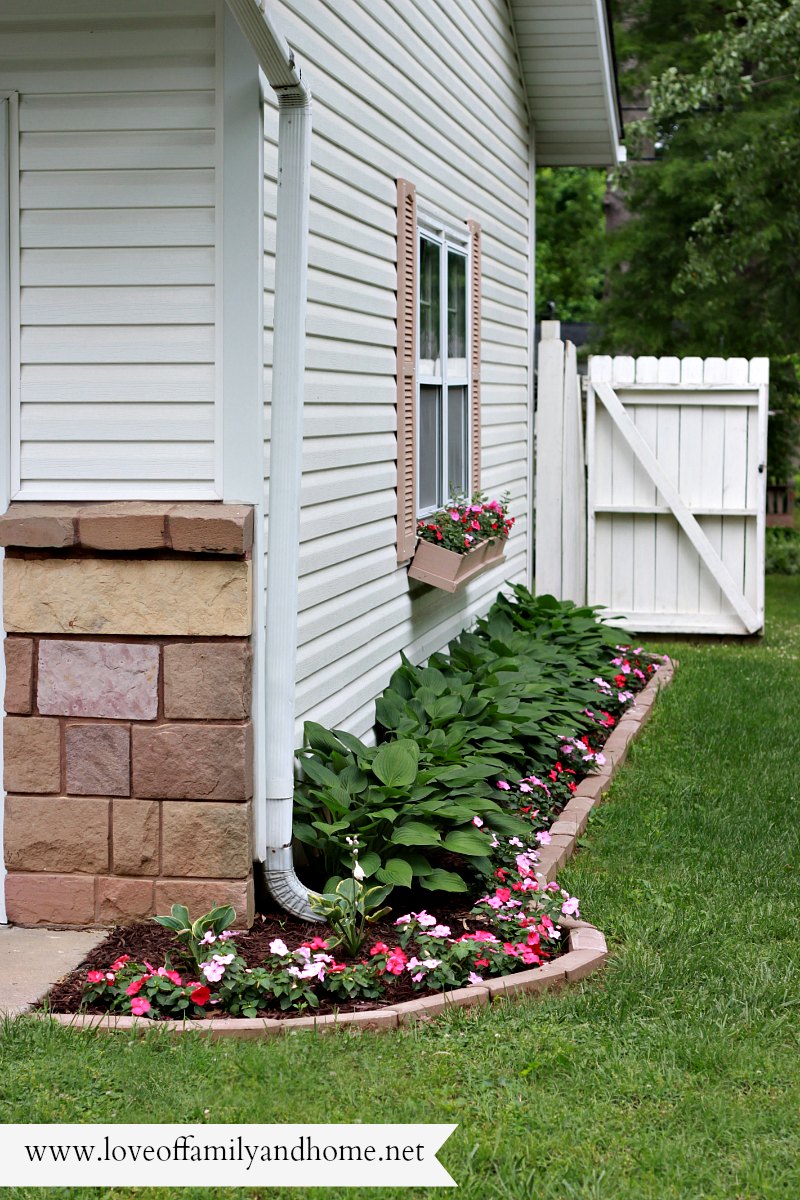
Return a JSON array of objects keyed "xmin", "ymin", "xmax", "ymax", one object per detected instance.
[
  {"xmin": 130, "ymin": 997, "xmax": 151, "ymax": 1017},
  {"xmin": 449, "ymin": 510, "xmax": 460, "ymax": 520}
]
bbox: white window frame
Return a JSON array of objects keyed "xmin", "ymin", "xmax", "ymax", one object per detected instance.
[{"xmin": 416, "ymin": 212, "xmax": 471, "ymax": 518}]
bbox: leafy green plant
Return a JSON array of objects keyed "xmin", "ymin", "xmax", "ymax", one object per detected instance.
[
  {"xmin": 152, "ymin": 902, "xmax": 237, "ymax": 972},
  {"xmin": 294, "ymin": 725, "xmax": 526, "ymax": 892},
  {"xmin": 766, "ymin": 527, "xmax": 800, "ymax": 575},
  {"xmin": 308, "ymin": 840, "xmax": 393, "ymax": 955}
]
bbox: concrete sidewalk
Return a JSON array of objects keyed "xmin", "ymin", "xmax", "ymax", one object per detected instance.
[{"xmin": 0, "ymin": 925, "xmax": 105, "ymax": 1017}]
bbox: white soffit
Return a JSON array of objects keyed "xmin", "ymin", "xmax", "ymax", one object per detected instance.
[{"xmin": 510, "ymin": 0, "xmax": 624, "ymax": 166}]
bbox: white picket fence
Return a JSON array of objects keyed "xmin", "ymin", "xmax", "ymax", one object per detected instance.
[{"xmin": 535, "ymin": 325, "xmax": 769, "ymax": 635}]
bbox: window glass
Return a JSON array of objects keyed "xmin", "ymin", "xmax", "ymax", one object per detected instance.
[
  {"xmin": 419, "ymin": 236, "xmax": 441, "ymax": 376},
  {"xmin": 447, "ymin": 385, "xmax": 469, "ymax": 496},
  {"xmin": 419, "ymin": 384, "xmax": 442, "ymax": 511},
  {"xmin": 447, "ymin": 250, "xmax": 467, "ymax": 378}
]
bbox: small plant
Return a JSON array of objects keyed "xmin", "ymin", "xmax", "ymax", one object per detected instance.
[
  {"xmin": 308, "ymin": 839, "xmax": 393, "ymax": 956},
  {"xmin": 766, "ymin": 527, "xmax": 800, "ymax": 575},
  {"xmin": 152, "ymin": 902, "xmax": 238, "ymax": 972},
  {"xmin": 416, "ymin": 490, "xmax": 514, "ymax": 554}
]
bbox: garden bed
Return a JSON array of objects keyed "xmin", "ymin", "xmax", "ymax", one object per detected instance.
[{"xmin": 36, "ymin": 592, "xmax": 674, "ymax": 1036}]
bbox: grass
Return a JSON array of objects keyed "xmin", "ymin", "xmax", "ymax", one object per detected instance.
[{"xmin": 3, "ymin": 575, "xmax": 800, "ymax": 1199}]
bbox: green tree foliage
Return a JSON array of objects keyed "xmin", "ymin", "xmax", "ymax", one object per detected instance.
[
  {"xmin": 535, "ymin": 167, "xmax": 607, "ymax": 321},
  {"xmin": 601, "ymin": 0, "xmax": 800, "ymax": 478}
]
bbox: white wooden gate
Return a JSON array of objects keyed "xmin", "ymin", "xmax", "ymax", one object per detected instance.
[{"xmin": 586, "ymin": 355, "xmax": 768, "ymax": 635}]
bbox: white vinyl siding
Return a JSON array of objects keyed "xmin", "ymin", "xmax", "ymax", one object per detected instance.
[
  {"xmin": 262, "ymin": 0, "xmax": 532, "ymax": 739},
  {"xmin": 0, "ymin": 0, "xmax": 219, "ymax": 499}
]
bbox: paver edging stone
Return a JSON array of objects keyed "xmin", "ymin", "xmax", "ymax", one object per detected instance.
[{"xmin": 38, "ymin": 658, "xmax": 674, "ymax": 1037}]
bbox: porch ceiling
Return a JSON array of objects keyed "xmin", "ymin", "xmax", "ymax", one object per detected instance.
[{"xmin": 510, "ymin": 0, "xmax": 624, "ymax": 167}]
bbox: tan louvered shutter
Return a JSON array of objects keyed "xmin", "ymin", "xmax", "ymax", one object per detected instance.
[
  {"xmin": 396, "ymin": 179, "xmax": 418, "ymax": 562},
  {"xmin": 467, "ymin": 219, "xmax": 482, "ymax": 492}
]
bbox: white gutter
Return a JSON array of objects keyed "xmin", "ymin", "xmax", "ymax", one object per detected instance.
[{"xmin": 225, "ymin": 0, "xmax": 318, "ymax": 919}]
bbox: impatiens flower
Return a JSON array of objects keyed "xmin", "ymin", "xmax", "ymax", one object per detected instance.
[
  {"xmin": 495, "ymin": 887, "xmax": 511, "ymax": 903},
  {"xmin": 414, "ymin": 911, "xmax": 437, "ymax": 928},
  {"xmin": 130, "ymin": 997, "xmax": 151, "ymax": 1017},
  {"xmin": 515, "ymin": 853, "xmax": 533, "ymax": 876},
  {"xmin": 508, "ymin": 837, "xmax": 523, "ymax": 848},
  {"xmin": 126, "ymin": 976, "xmax": 148, "ymax": 996},
  {"xmin": 468, "ymin": 972, "xmax": 483, "ymax": 985},
  {"xmin": 472, "ymin": 815, "xmax": 484, "ymax": 827},
  {"xmin": 109, "ymin": 956, "xmax": 130, "ymax": 971},
  {"xmin": 156, "ymin": 968, "xmax": 182, "ymax": 985},
  {"xmin": 449, "ymin": 509, "xmax": 460, "ymax": 520},
  {"xmin": 394, "ymin": 914, "xmax": 412, "ymax": 926},
  {"xmin": 270, "ymin": 938, "xmax": 289, "ymax": 957},
  {"xmin": 86, "ymin": 970, "xmax": 105, "ymax": 984},
  {"xmin": 189, "ymin": 985, "xmax": 211, "ymax": 1006},
  {"xmin": 518, "ymin": 783, "xmax": 532, "ymax": 793},
  {"xmin": 105, "ymin": 972, "xmax": 116, "ymax": 983},
  {"xmin": 385, "ymin": 949, "xmax": 407, "ymax": 975},
  {"xmin": 200, "ymin": 931, "xmax": 217, "ymax": 946},
  {"xmin": 306, "ymin": 937, "xmax": 329, "ymax": 951},
  {"xmin": 536, "ymin": 830, "xmax": 552, "ymax": 845},
  {"xmin": 562, "ymin": 897, "xmax": 580, "ymax": 917},
  {"xmin": 431, "ymin": 925, "xmax": 451, "ymax": 938},
  {"xmin": 370, "ymin": 942, "xmax": 389, "ymax": 956},
  {"xmin": 421, "ymin": 958, "xmax": 441, "ymax": 970},
  {"xmin": 200, "ymin": 961, "xmax": 226, "ymax": 983},
  {"xmin": 496, "ymin": 780, "xmax": 511, "ymax": 791}
]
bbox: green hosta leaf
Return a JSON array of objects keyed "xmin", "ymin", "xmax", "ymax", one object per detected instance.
[
  {"xmin": 372, "ymin": 740, "xmax": 419, "ymax": 788},
  {"xmin": 292, "ymin": 821, "xmax": 318, "ymax": 846},
  {"xmin": 376, "ymin": 858, "xmax": 413, "ymax": 887},
  {"xmin": 358, "ymin": 850, "xmax": 381, "ymax": 877},
  {"xmin": 443, "ymin": 829, "xmax": 491, "ymax": 856},
  {"xmin": 403, "ymin": 851, "xmax": 434, "ymax": 877},
  {"xmin": 391, "ymin": 821, "xmax": 442, "ymax": 847},
  {"xmin": 303, "ymin": 722, "xmax": 347, "ymax": 756},
  {"xmin": 299, "ymin": 756, "xmax": 341, "ymax": 789},
  {"xmin": 487, "ymin": 811, "xmax": 530, "ymax": 835},
  {"xmin": 419, "ymin": 869, "xmax": 469, "ymax": 893},
  {"xmin": 419, "ymin": 666, "xmax": 448, "ymax": 694},
  {"xmin": 424, "ymin": 694, "xmax": 463, "ymax": 723},
  {"xmin": 331, "ymin": 729, "xmax": 370, "ymax": 757},
  {"xmin": 375, "ymin": 692, "xmax": 411, "ymax": 731}
]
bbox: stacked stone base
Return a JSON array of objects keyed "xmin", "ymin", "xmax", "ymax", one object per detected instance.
[{"xmin": 0, "ymin": 503, "xmax": 257, "ymax": 928}]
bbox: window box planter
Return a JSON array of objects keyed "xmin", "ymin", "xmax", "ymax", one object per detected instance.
[{"xmin": 408, "ymin": 537, "xmax": 505, "ymax": 592}]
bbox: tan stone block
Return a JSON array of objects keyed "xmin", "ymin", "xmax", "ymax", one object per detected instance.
[
  {"xmin": 569, "ymin": 926, "xmax": 607, "ymax": 954},
  {"xmin": 563, "ymin": 947, "xmax": 607, "ymax": 982},
  {"xmin": 4, "ymin": 716, "xmax": 61, "ymax": 793},
  {"xmin": 163, "ymin": 641, "xmax": 251, "ymax": 720},
  {"xmin": 198, "ymin": 1018, "xmax": 284, "ymax": 1039},
  {"xmin": 4, "ymin": 558, "xmax": 252, "ymax": 637},
  {"xmin": 0, "ymin": 503, "xmax": 76, "ymax": 548},
  {"xmin": 168, "ymin": 503, "xmax": 254, "ymax": 555},
  {"xmin": 132, "ymin": 723, "xmax": 252, "ymax": 800},
  {"xmin": 96, "ymin": 877, "xmax": 155, "ymax": 923},
  {"xmin": 38, "ymin": 640, "xmax": 159, "ymax": 720},
  {"xmin": 4, "ymin": 795, "xmax": 109, "ymax": 873},
  {"xmin": 282, "ymin": 1009, "xmax": 398, "ymax": 1032},
  {"xmin": 574, "ymin": 775, "xmax": 606, "ymax": 803},
  {"xmin": 161, "ymin": 801, "xmax": 252, "ymax": 878},
  {"xmin": 77, "ymin": 502, "xmax": 168, "ymax": 551},
  {"xmin": 548, "ymin": 816, "xmax": 580, "ymax": 838},
  {"xmin": 112, "ymin": 800, "xmax": 160, "ymax": 875},
  {"xmin": 483, "ymin": 960, "xmax": 567, "ymax": 998},
  {"xmin": 4, "ymin": 638, "xmax": 34, "ymax": 714},
  {"xmin": 5, "ymin": 872, "xmax": 96, "ymax": 926},
  {"xmin": 66, "ymin": 723, "xmax": 130, "ymax": 797},
  {"xmin": 154, "ymin": 876, "xmax": 254, "ymax": 926}
]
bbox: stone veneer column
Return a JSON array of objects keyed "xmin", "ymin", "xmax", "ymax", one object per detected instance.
[{"xmin": 0, "ymin": 503, "xmax": 256, "ymax": 928}]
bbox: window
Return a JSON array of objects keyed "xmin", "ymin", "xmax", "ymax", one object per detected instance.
[
  {"xmin": 395, "ymin": 179, "xmax": 481, "ymax": 562},
  {"xmin": 417, "ymin": 225, "xmax": 470, "ymax": 513}
]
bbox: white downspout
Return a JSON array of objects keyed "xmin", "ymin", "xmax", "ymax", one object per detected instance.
[{"xmin": 225, "ymin": 0, "xmax": 318, "ymax": 919}]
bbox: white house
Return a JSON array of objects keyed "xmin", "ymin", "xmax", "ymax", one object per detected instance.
[{"xmin": 0, "ymin": 0, "xmax": 623, "ymax": 926}]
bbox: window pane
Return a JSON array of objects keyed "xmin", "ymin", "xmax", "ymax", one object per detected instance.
[
  {"xmin": 446, "ymin": 385, "xmax": 468, "ymax": 497},
  {"xmin": 447, "ymin": 249, "xmax": 467, "ymax": 378},
  {"xmin": 419, "ymin": 236, "xmax": 441, "ymax": 376},
  {"xmin": 419, "ymin": 384, "xmax": 442, "ymax": 510}
]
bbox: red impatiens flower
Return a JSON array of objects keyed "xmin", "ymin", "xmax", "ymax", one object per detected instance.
[{"xmin": 189, "ymin": 985, "xmax": 211, "ymax": 1006}]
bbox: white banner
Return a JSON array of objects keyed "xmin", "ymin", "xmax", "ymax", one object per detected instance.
[{"xmin": 0, "ymin": 1124, "xmax": 457, "ymax": 1188}]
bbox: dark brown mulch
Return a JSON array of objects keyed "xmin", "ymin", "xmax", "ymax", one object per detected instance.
[{"xmin": 42, "ymin": 902, "xmax": 548, "ymax": 1020}]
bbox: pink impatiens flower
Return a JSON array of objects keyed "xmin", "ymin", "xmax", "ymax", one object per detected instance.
[
  {"xmin": 496, "ymin": 780, "xmax": 511, "ymax": 791},
  {"xmin": 130, "ymin": 997, "xmax": 151, "ymax": 1017},
  {"xmin": 431, "ymin": 925, "xmax": 451, "ymax": 938},
  {"xmin": 562, "ymin": 897, "xmax": 580, "ymax": 917},
  {"xmin": 468, "ymin": 971, "xmax": 483, "ymax": 985},
  {"xmin": 86, "ymin": 970, "xmax": 105, "ymax": 984},
  {"xmin": 270, "ymin": 938, "xmax": 289, "ymax": 957},
  {"xmin": 536, "ymin": 830, "xmax": 552, "ymax": 845},
  {"xmin": 472, "ymin": 815, "xmax": 484, "ymax": 827}
]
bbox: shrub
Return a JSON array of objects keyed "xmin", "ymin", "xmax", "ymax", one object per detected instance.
[{"xmin": 765, "ymin": 527, "xmax": 800, "ymax": 575}]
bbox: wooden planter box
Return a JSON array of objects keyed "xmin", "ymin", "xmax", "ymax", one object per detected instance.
[{"xmin": 407, "ymin": 537, "xmax": 505, "ymax": 592}]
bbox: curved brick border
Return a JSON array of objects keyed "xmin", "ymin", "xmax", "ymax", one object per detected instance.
[{"xmin": 39, "ymin": 658, "xmax": 674, "ymax": 1037}]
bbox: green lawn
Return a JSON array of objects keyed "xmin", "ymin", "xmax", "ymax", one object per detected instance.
[{"xmin": 3, "ymin": 576, "xmax": 800, "ymax": 1200}]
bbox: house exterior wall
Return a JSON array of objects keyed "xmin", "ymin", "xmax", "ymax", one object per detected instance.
[
  {"xmin": 0, "ymin": 0, "xmax": 221, "ymax": 499},
  {"xmin": 262, "ymin": 0, "xmax": 534, "ymax": 741}
]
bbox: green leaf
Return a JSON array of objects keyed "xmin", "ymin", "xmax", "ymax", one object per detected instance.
[
  {"xmin": 303, "ymin": 722, "xmax": 346, "ymax": 756},
  {"xmin": 419, "ymin": 666, "xmax": 448, "ymax": 694},
  {"xmin": 299, "ymin": 756, "xmax": 341, "ymax": 789},
  {"xmin": 358, "ymin": 850, "xmax": 381, "ymax": 877},
  {"xmin": 371, "ymin": 740, "xmax": 419, "ymax": 788},
  {"xmin": 376, "ymin": 858, "xmax": 414, "ymax": 887},
  {"xmin": 419, "ymin": 869, "xmax": 469, "ymax": 893},
  {"xmin": 332, "ymin": 728, "xmax": 370, "ymax": 757},
  {"xmin": 391, "ymin": 821, "xmax": 442, "ymax": 847},
  {"xmin": 443, "ymin": 829, "xmax": 491, "ymax": 855}
]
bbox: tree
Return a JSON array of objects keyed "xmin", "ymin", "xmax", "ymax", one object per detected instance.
[
  {"xmin": 602, "ymin": 0, "xmax": 800, "ymax": 360},
  {"xmin": 535, "ymin": 167, "xmax": 607, "ymax": 322}
]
